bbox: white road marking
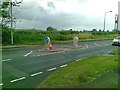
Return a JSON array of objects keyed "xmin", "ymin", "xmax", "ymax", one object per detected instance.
[
  {"xmin": 0, "ymin": 83, "xmax": 3, "ymax": 86},
  {"xmin": 81, "ymin": 48, "xmax": 87, "ymax": 49},
  {"xmin": 10, "ymin": 77, "xmax": 26, "ymax": 83},
  {"xmin": 1, "ymin": 59, "xmax": 11, "ymax": 62},
  {"xmin": 37, "ymin": 52, "xmax": 61, "ymax": 57},
  {"xmin": 60, "ymin": 64, "xmax": 68, "ymax": 68},
  {"xmin": 47, "ymin": 67, "xmax": 57, "ymax": 72},
  {"xmin": 76, "ymin": 58, "xmax": 85, "ymax": 61},
  {"xmin": 94, "ymin": 43, "xmax": 99, "ymax": 46},
  {"xmin": 108, "ymin": 51, "xmax": 111, "ymax": 53},
  {"xmin": 76, "ymin": 59, "xmax": 81, "ymax": 61},
  {"xmin": 24, "ymin": 51, "xmax": 32, "ymax": 57},
  {"xmin": 31, "ymin": 72, "xmax": 43, "ymax": 77}
]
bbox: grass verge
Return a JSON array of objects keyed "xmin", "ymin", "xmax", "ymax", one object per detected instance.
[{"xmin": 39, "ymin": 55, "xmax": 118, "ymax": 88}]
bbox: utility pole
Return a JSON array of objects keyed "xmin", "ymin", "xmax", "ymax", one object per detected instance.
[
  {"xmin": 10, "ymin": 0, "xmax": 23, "ymax": 45},
  {"xmin": 10, "ymin": 2, "xmax": 13, "ymax": 45}
]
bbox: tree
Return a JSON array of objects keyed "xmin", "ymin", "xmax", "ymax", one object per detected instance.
[
  {"xmin": 92, "ymin": 29, "xmax": 97, "ymax": 32},
  {"xmin": 107, "ymin": 30, "xmax": 109, "ymax": 32},
  {"xmin": 1, "ymin": 0, "xmax": 23, "ymax": 45},
  {"xmin": 0, "ymin": 0, "xmax": 23, "ymax": 29},
  {"xmin": 99, "ymin": 29, "xmax": 102, "ymax": 32},
  {"xmin": 0, "ymin": 2, "xmax": 10, "ymax": 29},
  {"xmin": 47, "ymin": 26, "xmax": 57, "ymax": 32}
]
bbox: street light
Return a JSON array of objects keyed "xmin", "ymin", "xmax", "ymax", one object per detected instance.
[
  {"xmin": 115, "ymin": 14, "xmax": 119, "ymax": 36},
  {"xmin": 103, "ymin": 11, "xmax": 112, "ymax": 31},
  {"xmin": 115, "ymin": 14, "xmax": 119, "ymax": 30}
]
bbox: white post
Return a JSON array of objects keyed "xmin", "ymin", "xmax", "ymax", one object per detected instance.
[{"xmin": 73, "ymin": 36, "xmax": 78, "ymax": 47}]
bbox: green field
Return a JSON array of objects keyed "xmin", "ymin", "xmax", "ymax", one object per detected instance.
[{"xmin": 38, "ymin": 50, "xmax": 119, "ymax": 88}]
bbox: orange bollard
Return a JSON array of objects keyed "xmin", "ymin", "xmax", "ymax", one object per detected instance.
[{"xmin": 49, "ymin": 42, "xmax": 52, "ymax": 50}]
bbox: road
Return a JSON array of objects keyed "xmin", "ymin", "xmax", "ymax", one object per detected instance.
[{"xmin": 1, "ymin": 40, "xmax": 118, "ymax": 88}]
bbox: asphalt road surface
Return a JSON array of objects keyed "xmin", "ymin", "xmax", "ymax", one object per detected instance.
[{"xmin": 1, "ymin": 40, "xmax": 118, "ymax": 88}]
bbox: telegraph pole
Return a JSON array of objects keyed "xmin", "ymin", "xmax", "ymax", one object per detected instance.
[
  {"xmin": 10, "ymin": 2, "xmax": 13, "ymax": 45},
  {"xmin": 10, "ymin": 0, "xmax": 23, "ymax": 45}
]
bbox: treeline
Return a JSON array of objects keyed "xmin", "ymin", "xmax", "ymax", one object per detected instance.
[{"xmin": 2, "ymin": 28, "xmax": 119, "ymax": 45}]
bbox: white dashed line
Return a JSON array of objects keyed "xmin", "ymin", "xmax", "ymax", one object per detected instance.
[
  {"xmin": 1, "ymin": 59, "xmax": 11, "ymax": 62},
  {"xmin": 60, "ymin": 64, "xmax": 68, "ymax": 68},
  {"xmin": 0, "ymin": 83, "xmax": 3, "ymax": 86},
  {"xmin": 47, "ymin": 67, "xmax": 57, "ymax": 72},
  {"xmin": 107, "ymin": 51, "xmax": 111, "ymax": 53},
  {"xmin": 10, "ymin": 77, "xmax": 26, "ymax": 83},
  {"xmin": 76, "ymin": 59, "xmax": 81, "ymax": 61},
  {"xmin": 76, "ymin": 58, "xmax": 85, "ymax": 61},
  {"xmin": 24, "ymin": 51, "xmax": 32, "ymax": 57},
  {"xmin": 31, "ymin": 72, "xmax": 43, "ymax": 77}
]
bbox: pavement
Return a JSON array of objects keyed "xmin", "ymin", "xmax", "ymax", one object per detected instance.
[{"xmin": 1, "ymin": 40, "xmax": 118, "ymax": 88}]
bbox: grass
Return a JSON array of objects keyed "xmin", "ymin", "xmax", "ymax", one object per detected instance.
[
  {"xmin": 39, "ymin": 49, "xmax": 120, "ymax": 88},
  {"xmin": 78, "ymin": 68, "xmax": 118, "ymax": 88},
  {"xmin": 39, "ymin": 55, "xmax": 118, "ymax": 88}
]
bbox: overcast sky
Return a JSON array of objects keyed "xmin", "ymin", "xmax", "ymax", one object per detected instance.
[{"xmin": 12, "ymin": 0, "xmax": 119, "ymax": 31}]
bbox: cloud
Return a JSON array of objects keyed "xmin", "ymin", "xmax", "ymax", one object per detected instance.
[{"xmin": 13, "ymin": 0, "xmax": 119, "ymax": 31}]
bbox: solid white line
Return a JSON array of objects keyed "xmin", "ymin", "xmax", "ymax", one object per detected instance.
[
  {"xmin": 24, "ymin": 51, "xmax": 32, "ymax": 57},
  {"xmin": 10, "ymin": 77, "xmax": 26, "ymax": 83},
  {"xmin": 31, "ymin": 72, "xmax": 43, "ymax": 77},
  {"xmin": 0, "ymin": 83, "xmax": 3, "ymax": 86},
  {"xmin": 60, "ymin": 64, "xmax": 68, "ymax": 68},
  {"xmin": 47, "ymin": 67, "xmax": 57, "ymax": 72},
  {"xmin": 1, "ymin": 59, "xmax": 11, "ymax": 62}
]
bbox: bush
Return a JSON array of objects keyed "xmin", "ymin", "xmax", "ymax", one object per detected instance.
[{"xmin": 2, "ymin": 28, "xmax": 13, "ymax": 45}]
